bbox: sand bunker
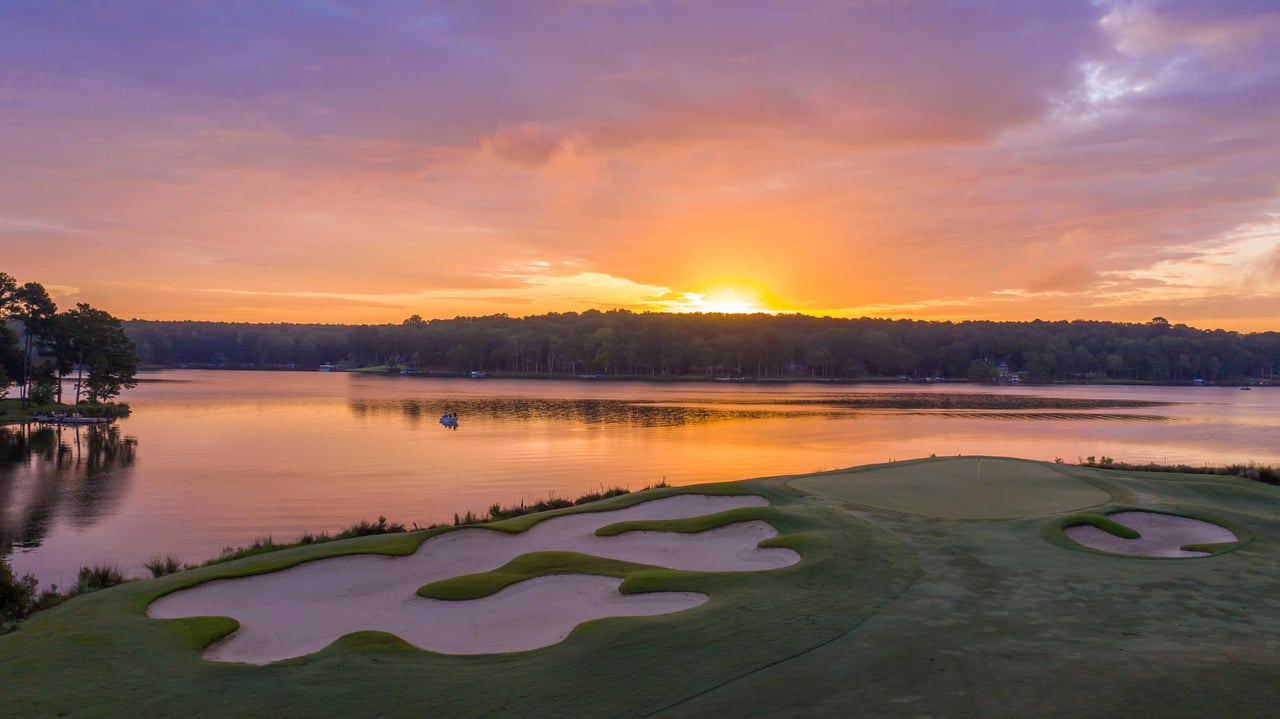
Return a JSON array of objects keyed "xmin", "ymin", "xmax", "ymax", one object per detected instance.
[
  {"xmin": 1064, "ymin": 511, "xmax": 1237, "ymax": 557},
  {"xmin": 149, "ymin": 494, "xmax": 799, "ymax": 663}
]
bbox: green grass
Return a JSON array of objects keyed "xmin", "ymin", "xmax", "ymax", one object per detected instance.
[
  {"xmin": 594, "ymin": 506, "xmax": 776, "ymax": 537},
  {"xmin": 0, "ymin": 478, "xmax": 916, "ymax": 718},
  {"xmin": 4, "ymin": 460, "xmax": 1280, "ymax": 718},
  {"xmin": 467, "ymin": 482, "xmax": 753, "ymax": 535},
  {"xmin": 790, "ymin": 456, "xmax": 1111, "ymax": 518},
  {"xmin": 1056, "ymin": 512, "xmax": 1143, "ymax": 539},
  {"xmin": 0, "ymin": 398, "xmax": 131, "ymax": 424},
  {"xmin": 418, "ymin": 551, "xmax": 679, "ymax": 600}
]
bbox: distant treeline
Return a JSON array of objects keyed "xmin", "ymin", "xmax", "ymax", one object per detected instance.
[{"xmin": 123, "ymin": 312, "xmax": 1280, "ymax": 384}]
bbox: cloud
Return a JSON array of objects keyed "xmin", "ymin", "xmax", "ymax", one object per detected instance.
[
  {"xmin": 482, "ymin": 123, "xmax": 583, "ymax": 168},
  {"xmin": 1, "ymin": 1, "xmax": 1278, "ymax": 329}
]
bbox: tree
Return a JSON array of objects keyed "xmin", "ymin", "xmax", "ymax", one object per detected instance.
[
  {"xmin": 59, "ymin": 303, "xmax": 138, "ymax": 403},
  {"xmin": 10, "ymin": 283, "xmax": 56, "ymax": 406},
  {"xmin": 0, "ymin": 272, "xmax": 17, "ymax": 311},
  {"xmin": 0, "ymin": 275, "xmax": 27, "ymax": 400},
  {"xmin": 0, "ymin": 323, "xmax": 20, "ymax": 401},
  {"xmin": 1, "ymin": 556, "xmax": 38, "ymax": 623}
]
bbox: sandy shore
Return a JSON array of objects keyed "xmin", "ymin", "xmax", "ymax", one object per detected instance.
[
  {"xmin": 149, "ymin": 494, "xmax": 799, "ymax": 663},
  {"xmin": 1064, "ymin": 511, "xmax": 1237, "ymax": 557}
]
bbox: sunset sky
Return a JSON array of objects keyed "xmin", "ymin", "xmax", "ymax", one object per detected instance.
[{"xmin": 2, "ymin": 1, "xmax": 1278, "ymax": 330}]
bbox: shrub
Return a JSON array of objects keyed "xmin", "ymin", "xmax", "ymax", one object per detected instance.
[
  {"xmin": 35, "ymin": 585, "xmax": 68, "ymax": 612},
  {"xmin": 143, "ymin": 555, "xmax": 182, "ymax": 578},
  {"xmin": 75, "ymin": 564, "xmax": 127, "ymax": 593},
  {"xmin": 335, "ymin": 516, "xmax": 406, "ymax": 539},
  {"xmin": 0, "ymin": 557, "xmax": 38, "ymax": 622}
]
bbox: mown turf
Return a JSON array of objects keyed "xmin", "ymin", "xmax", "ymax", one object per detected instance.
[
  {"xmin": 1046, "ymin": 512, "xmax": 1143, "ymax": 542},
  {"xmin": 0, "ymin": 479, "xmax": 916, "ymax": 718},
  {"xmin": 666, "ymin": 459, "xmax": 1280, "ymax": 718},
  {"xmin": 593, "ymin": 507, "xmax": 777, "ymax": 537},
  {"xmin": 417, "ymin": 551, "xmax": 673, "ymax": 600},
  {"xmin": 790, "ymin": 455, "xmax": 1111, "ymax": 518},
  {"xmin": 4, "ymin": 458, "xmax": 1280, "ymax": 718}
]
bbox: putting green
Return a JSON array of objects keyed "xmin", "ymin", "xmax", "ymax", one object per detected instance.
[{"xmin": 790, "ymin": 456, "xmax": 1110, "ymax": 518}]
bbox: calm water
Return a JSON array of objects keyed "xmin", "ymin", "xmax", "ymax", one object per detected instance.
[{"xmin": 3, "ymin": 370, "xmax": 1278, "ymax": 587}]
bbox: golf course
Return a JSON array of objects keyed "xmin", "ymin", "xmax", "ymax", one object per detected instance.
[{"xmin": 2, "ymin": 456, "xmax": 1279, "ymax": 717}]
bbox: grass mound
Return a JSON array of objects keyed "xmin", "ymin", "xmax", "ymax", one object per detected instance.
[
  {"xmin": 593, "ymin": 507, "xmax": 776, "ymax": 537},
  {"xmin": 1056, "ymin": 513, "xmax": 1142, "ymax": 539},
  {"xmin": 790, "ymin": 456, "xmax": 1110, "ymax": 518},
  {"xmin": 417, "ymin": 551, "xmax": 675, "ymax": 600}
]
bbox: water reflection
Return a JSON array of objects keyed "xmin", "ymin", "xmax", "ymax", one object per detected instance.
[
  {"xmin": 348, "ymin": 393, "xmax": 1172, "ymax": 428},
  {"xmin": 0, "ymin": 424, "xmax": 137, "ymax": 555},
  {"xmin": 16, "ymin": 370, "xmax": 1277, "ymax": 588},
  {"xmin": 915, "ymin": 411, "xmax": 1176, "ymax": 422},
  {"xmin": 348, "ymin": 398, "xmax": 776, "ymax": 428}
]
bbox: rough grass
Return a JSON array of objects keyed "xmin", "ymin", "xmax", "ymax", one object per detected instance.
[{"xmin": 144, "ymin": 555, "xmax": 183, "ymax": 578}]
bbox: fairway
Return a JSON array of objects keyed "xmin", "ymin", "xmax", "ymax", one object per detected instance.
[{"xmin": 790, "ymin": 456, "xmax": 1111, "ymax": 518}]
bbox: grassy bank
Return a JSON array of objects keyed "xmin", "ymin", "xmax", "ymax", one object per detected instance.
[{"xmin": 0, "ymin": 398, "xmax": 131, "ymax": 425}]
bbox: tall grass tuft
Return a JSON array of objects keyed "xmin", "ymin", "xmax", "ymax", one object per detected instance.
[
  {"xmin": 75, "ymin": 564, "xmax": 127, "ymax": 593},
  {"xmin": 143, "ymin": 555, "xmax": 182, "ymax": 578},
  {"xmin": 1082, "ymin": 458, "xmax": 1280, "ymax": 485},
  {"xmin": 336, "ymin": 515, "xmax": 406, "ymax": 539}
]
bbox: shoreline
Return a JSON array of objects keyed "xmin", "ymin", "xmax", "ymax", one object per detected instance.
[{"xmin": 130, "ymin": 364, "xmax": 1269, "ymax": 389}]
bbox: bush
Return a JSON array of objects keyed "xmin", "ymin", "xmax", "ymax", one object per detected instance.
[
  {"xmin": 35, "ymin": 585, "xmax": 68, "ymax": 612},
  {"xmin": 335, "ymin": 516, "xmax": 406, "ymax": 539},
  {"xmin": 75, "ymin": 564, "xmax": 127, "ymax": 593},
  {"xmin": 0, "ymin": 557, "xmax": 38, "ymax": 622},
  {"xmin": 143, "ymin": 555, "xmax": 182, "ymax": 578}
]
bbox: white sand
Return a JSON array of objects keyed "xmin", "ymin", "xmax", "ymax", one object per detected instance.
[
  {"xmin": 149, "ymin": 494, "xmax": 799, "ymax": 663},
  {"xmin": 1064, "ymin": 511, "xmax": 1237, "ymax": 557}
]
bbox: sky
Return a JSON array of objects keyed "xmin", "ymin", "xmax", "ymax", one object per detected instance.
[{"xmin": 2, "ymin": 1, "xmax": 1279, "ymax": 330}]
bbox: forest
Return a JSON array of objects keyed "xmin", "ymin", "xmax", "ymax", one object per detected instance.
[{"xmin": 123, "ymin": 311, "xmax": 1280, "ymax": 385}]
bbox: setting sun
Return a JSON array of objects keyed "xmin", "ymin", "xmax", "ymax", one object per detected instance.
[{"xmin": 660, "ymin": 286, "xmax": 780, "ymax": 315}]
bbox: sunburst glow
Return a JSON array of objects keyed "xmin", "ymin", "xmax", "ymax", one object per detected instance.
[{"xmin": 661, "ymin": 288, "xmax": 778, "ymax": 315}]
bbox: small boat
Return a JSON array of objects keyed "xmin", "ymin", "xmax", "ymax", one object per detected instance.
[
  {"xmin": 439, "ymin": 413, "xmax": 459, "ymax": 427},
  {"xmin": 1240, "ymin": 386, "xmax": 1252, "ymax": 390}
]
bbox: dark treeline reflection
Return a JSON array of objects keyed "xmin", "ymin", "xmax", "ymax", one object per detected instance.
[
  {"xmin": 740, "ymin": 393, "xmax": 1167, "ymax": 411},
  {"xmin": 348, "ymin": 398, "xmax": 772, "ymax": 428},
  {"xmin": 0, "ymin": 425, "xmax": 137, "ymax": 555},
  {"xmin": 348, "ymin": 393, "xmax": 1170, "ymax": 428}
]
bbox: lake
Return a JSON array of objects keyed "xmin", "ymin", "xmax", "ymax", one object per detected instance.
[{"xmin": 3, "ymin": 370, "xmax": 1278, "ymax": 587}]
